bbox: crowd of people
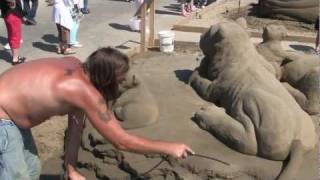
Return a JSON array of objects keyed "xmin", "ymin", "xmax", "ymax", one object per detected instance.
[
  {"xmin": 0, "ymin": 0, "xmax": 213, "ymax": 66},
  {"xmin": 0, "ymin": 0, "xmax": 90, "ymax": 65}
]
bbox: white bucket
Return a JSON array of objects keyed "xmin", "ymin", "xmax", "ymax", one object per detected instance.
[
  {"xmin": 158, "ymin": 30, "xmax": 175, "ymax": 53},
  {"xmin": 129, "ymin": 17, "xmax": 141, "ymax": 31}
]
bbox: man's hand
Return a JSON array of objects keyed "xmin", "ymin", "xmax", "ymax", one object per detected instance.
[
  {"xmin": 68, "ymin": 169, "xmax": 86, "ymax": 180},
  {"xmin": 167, "ymin": 143, "xmax": 195, "ymax": 159}
]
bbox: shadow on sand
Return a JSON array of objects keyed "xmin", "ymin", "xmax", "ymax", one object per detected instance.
[
  {"xmin": 40, "ymin": 174, "xmax": 63, "ymax": 180},
  {"xmin": 109, "ymin": 23, "xmax": 133, "ymax": 32},
  {"xmin": 163, "ymin": 3, "xmax": 180, "ymax": 12},
  {"xmin": 174, "ymin": 69, "xmax": 193, "ymax": 84},
  {"xmin": 0, "ymin": 37, "xmax": 12, "ymax": 63},
  {"xmin": 42, "ymin": 34, "xmax": 59, "ymax": 44},
  {"xmin": 289, "ymin": 44, "xmax": 315, "ymax": 53},
  {"xmin": 0, "ymin": 36, "xmax": 8, "ymax": 45},
  {"xmin": 32, "ymin": 42, "xmax": 57, "ymax": 53},
  {"xmin": 155, "ymin": 9, "xmax": 180, "ymax": 16},
  {"xmin": 32, "ymin": 34, "xmax": 59, "ymax": 53}
]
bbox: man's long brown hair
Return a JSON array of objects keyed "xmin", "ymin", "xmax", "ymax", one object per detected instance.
[{"xmin": 82, "ymin": 47, "xmax": 129, "ymax": 103}]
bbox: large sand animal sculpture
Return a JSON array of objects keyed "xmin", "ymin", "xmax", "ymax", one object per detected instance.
[
  {"xmin": 258, "ymin": 0, "xmax": 318, "ymax": 23},
  {"xmin": 189, "ymin": 21, "xmax": 317, "ymax": 180},
  {"xmin": 256, "ymin": 24, "xmax": 320, "ymax": 115},
  {"xmin": 81, "ymin": 71, "xmax": 159, "ymax": 149}
]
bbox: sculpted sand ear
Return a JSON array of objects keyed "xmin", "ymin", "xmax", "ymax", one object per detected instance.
[{"xmin": 190, "ymin": 21, "xmax": 317, "ymax": 180}]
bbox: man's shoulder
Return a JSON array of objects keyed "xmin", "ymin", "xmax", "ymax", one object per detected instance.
[{"xmin": 55, "ymin": 72, "xmax": 100, "ymax": 102}]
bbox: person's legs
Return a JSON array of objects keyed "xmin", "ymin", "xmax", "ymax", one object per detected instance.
[
  {"xmin": 30, "ymin": 0, "xmax": 38, "ymax": 20},
  {"xmin": 23, "ymin": 0, "xmax": 31, "ymax": 18},
  {"xmin": 315, "ymin": 17, "xmax": 319, "ymax": 54},
  {"xmin": 81, "ymin": 0, "xmax": 90, "ymax": 14},
  {"xmin": 23, "ymin": 0, "xmax": 36, "ymax": 25},
  {"xmin": 315, "ymin": 30, "xmax": 319, "ymax": 54},
  {"xmin": 56, "ymin": 23, "xmax": 64, "ymax": 53},
  {"xmin": 56, "ymin": 23, "xmax": 63, "ymax": 42},
  {"xmin": 84, "ymin": 0, "xmax": 88, "ymax": 9},
  {"xmin": 4, "ymin": 13, "xmax": 25, "ymax": 64},
  {"xmin": 19, "ymin": 129, "xmax": 41, "ymax": 180},
  {"xmin": 70, "ymin": 21, "xmax": 80, "ymax": 45},
  {"xmin": 61, "ymin": 25, "xmax": 70, "ymax": 48},
  {"xmin": 60, "ymin": 25, "xmax": 75, "ymax": 54},
  {"xmin": 180, "ymin": 0, "xmax": 190, "ymax": 16},
  {"xmin": 188, "ymin": 0, "xmax": 196, "ymax": 11},
  {"xmin": 0, "ymin": 120, "xmax": 33, "ymax": 180},
  {"xmin": 201, "ymin": 0, "xmax": 207, "ymax": 8}
]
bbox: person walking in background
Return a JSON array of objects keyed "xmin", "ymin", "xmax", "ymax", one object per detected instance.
[
  {"xmin": 315, "ymin": 16, "xmax": 319, "ymax": 55},
  {"xmin": 69, "ymin": 0, "xmax": 83, "ymax": 48},
  {"xmin": 0, "ymin": 0, "xmax": 27, "ymax": 65},
  {"xmin": 180, "ymin": 0, "xmax": 195, "ymax": 17},
  {"xmin": 23, "ymin": 0, "xmax": 38, "ymax": 25},
  {"xmin": 81, "ymin": 0, "xmax": 89, "ymax": 14},
  {"xmin": 196, "ymin": 0, "xmax": 207, "ymax": 9},
  {"xmin": 53, "ymin": 0, "xmax": 76, "ymax": 55}
]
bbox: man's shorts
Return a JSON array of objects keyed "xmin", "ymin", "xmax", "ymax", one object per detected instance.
[{"xmin": 0, "ymin": 119, "xmax": 41, "ymax": 180}]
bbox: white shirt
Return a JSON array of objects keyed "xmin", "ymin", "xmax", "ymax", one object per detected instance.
[{"xmin": 52, "ymin": 0, "xmax": 73, "ymax": 30}]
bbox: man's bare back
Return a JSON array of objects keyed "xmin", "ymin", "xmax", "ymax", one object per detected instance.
[
  {"xmin": 0, "ymin": 56, "xmax": 86, "ymax": 128},
  {"xmin": 0, "ymin": 48, "xmax": 193, "ymax": 180}
]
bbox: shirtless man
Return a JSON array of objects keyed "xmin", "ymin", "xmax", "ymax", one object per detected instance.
[{"xmin": 0, "ymin": 47, "xmax": 194, "ymax": 180}]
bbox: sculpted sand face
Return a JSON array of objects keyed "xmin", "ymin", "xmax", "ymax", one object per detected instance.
[{"xmin": 189, "ymin": 21, "xmax": 317, "ymax": 180}]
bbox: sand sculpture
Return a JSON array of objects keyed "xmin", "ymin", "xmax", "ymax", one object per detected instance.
[
  {"xmin": 114, "ymin": 71, "xmax": 159, "ymax": 129},
  {"xmin": 78, "ymin": 72, "xmax": 161, "ymax": 178},
  {"xmin": 189, "ymin": 21, "xmax": 317, "ymax": 179},
  {"xmin": 256, "ymin": 24, "xmax": 320, "ymax": 115},
  {"xmin": 258, "ymin": 0, "xmax": 318, "ymax": 23},
  {"xmin": 81, "ymin": 71, "xmax": 159, "ymax": 148}
]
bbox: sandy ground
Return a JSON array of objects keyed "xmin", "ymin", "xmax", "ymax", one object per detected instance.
[{"xmin": 37, "ymin": 47, "xmax": 319, "ymax": 179}]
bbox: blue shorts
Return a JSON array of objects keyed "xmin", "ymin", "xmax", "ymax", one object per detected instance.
[{"xmin": 0, "ymin": 119, "xmax": 41, "ymax": 180}]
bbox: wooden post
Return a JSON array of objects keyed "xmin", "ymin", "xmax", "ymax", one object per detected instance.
[
  {"xmin": 148, "ymin": 0, "xmax": 155, "ymax": 47},
  {"xmin": 137, "ymin": 0, "xmax": 155, "ymax": 52},
  {"xmin": 140, "ymin": 3, "xmax": 147, "ymax": 53}
]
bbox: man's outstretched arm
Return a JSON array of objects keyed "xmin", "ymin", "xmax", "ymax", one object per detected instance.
[
  {"xmin": 62, "ymin": 82, "xmax": 195, "ymax": 159},
  {"xmin": 84, "ymin": 96, "xmax": 194, "ymax": 158},
  {"xmin": 60, "ymin": 80, "xmax": 194, "ymax": 178}
]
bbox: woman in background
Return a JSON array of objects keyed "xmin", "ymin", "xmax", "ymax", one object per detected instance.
[
  {"xmin": 52, "ymin": 0, "xmax": 76, "ymax": 55},
  {"xmin": 0, "ymin": 0, "xmax": 26, "ymax": 65}
]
